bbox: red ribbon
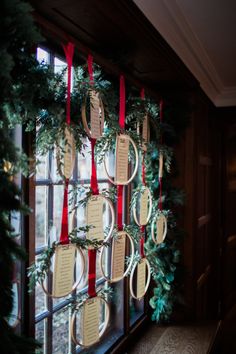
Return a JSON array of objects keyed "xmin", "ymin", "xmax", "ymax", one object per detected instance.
[
  {"xmin": 87, "ymin": 55, "xmax": 98, "ymax": 297},
  {"xmin": 59, "ymin": 179, "xmax": 69, "ymax": 244},
  {"xmin": 140, "ymin": 88, "xmax": 146, "ymax": 257},
  {"xmin": 90, "ymin": 138, "xmax": 99, "ymax": 195},
  {"xmin": 62, "ymin": 42, "xmax": 75, "ymax": 125},
  {"xmin": 119, "ymin": 75, "xmax": 126, "ymax": 130},
  {"xmin": 159, "ymin": 99, "xmax": 163, "ymax": 211},
  {"xmin": 159, "ymin": 177, "xmax": 163, "ymax": 211},
  {"xmin": 88, "ymin": 249, "xmax": 97, "ymax": 298},
  {"xmin": 87, "ymin": 54, "xmax": 94, "ymax": 85},
  {"xmin": 116, "ymin": 75, "xmax": 126, "ymax": 232}
]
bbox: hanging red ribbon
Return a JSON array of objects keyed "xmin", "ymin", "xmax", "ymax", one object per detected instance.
[
  {"xmin": 140, "ymin": 88, "xmax": 146, "ymax": 257},
  {"xmin": 59, "ymin": 179, "xmax": 69, "ymax": 244},
  {"xmin": 62, "ymin": 42, "xmax": 75, "ymax": 125},
  {"xmin": 59, "ymin": 42, "xmax": 75, "ymax": 245},
  {"xmin": 87, "ymin": 54, "xmax": 94, "ymax": 84},
  {"xmin": 116, "ymin": 75, "xmax": 126, "ymax": 233},
  {"xmin": 87, "ymin": 54, "xmax": 99, "ymax": 297},
  {"xmin": 159, "ymin": 99, "xmax": 163, "ymax": 211},
  {"xmin": 119, "ymin": 75, "xmax": 126, "ymax": 130}
]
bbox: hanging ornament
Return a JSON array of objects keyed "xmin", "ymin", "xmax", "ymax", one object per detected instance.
[
  {"xmin": 71, "ymin": 55, "xmax": 111, "ymax": 347},
  {"xmin": 42, "ymin": 42, "xmax": 85, "ymax": 298},
  {"xmin": 130, "ymin": 88, "xmax": 151, "ymax": 300},
  {"xmin": 103, "ymin": 76, "xmax": 138, "ymax": 185},
  {"xmin": 151, "ymin": 100, "xmax": 168, "ymax": 245},
  {"xmin": 100, "ymin": 75, "xmax": 135, "ymax": 283}
]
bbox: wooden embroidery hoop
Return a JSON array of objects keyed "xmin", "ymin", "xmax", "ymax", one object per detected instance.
[
  {"xmin": 56, "ymin": 126, "xmax": 76, "ymax": 180},
  {"xmin": 71, "ymin": 296, "xmax": 110, "ymax": 347},
  {"xmin": 103, "ymin": 134, "xmax": 139, "ymax": 186},
  {"xmin": 151, "ymin": 213, "xmax": 167, "ymax": 245},
  {"xmin": 85, "ymin": 194, "xmax": 115, "ymax": 248},
  {"xmin": 41, "ymin": 243, "xmax": 85, "ymax": 298},
  {"xmin": 99, "ymin": 230, "xmax": 135, "ymax": 283},
  {"xmin": 81, "ymin": 90, "xmax": 105, "ymax": 139},
  {"xmin": 129, "ymin": 257, "xmax": 151, "ymax": 300},
  {"xmin": 132, "ymin": 187, "xmax": 153, "ymax": 226}
]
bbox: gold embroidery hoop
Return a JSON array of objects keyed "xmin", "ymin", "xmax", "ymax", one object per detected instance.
[
  {"xmin": 129, "ymin": 257, "xmax": 151, "ymax": 300},
  {"xmin": 99, "ymin": 230, "xmax": 135, "ymax": 283},
  {"xmin": 71, "ymin": 296, "xmax": 110, "ymax": 347},
  {"xmin": 132, "ymin": 186, "xmax": 153, "ymax": 226},
  {"xmin": 41, "ymin": 243, "xmax": 85, "ymax": 298},
  {"xmin": 151, "ymin": 213, "xmax": 167, "ymax": 245},
  {"xmin": 81, "ymin": 90, "xmax": 105, "ymax": 139},
  {"xmin": 103, "ymin": 134, "xmax": 139, "ymax": 186}
]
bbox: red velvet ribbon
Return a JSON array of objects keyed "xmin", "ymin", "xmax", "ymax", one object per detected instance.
[
  {"xmin": 90, "ymin": 138, "xmax": 99, "ymax": 195},
  {"xmin": 139, "ymin": 89, "xmax": 146, "ymax": 257},
  {"xmin": 159, "ymin": 99, "xmax": 163, "ymax": 211},
  {"xmin": 119, "ymin": 75, "xmax": 126, "ymax": 130},
  {"xmin": 87, "ymin": 54, "xmax": 98, "ymax": 297},
  {"xmin": 88, "ymin": 249, "xmax": 97, "ymax": 297},
  {"xmin": 87, "ymin": 54, "xmax": 94, "ymax": 85},
  {"xmin": 116, "ymin": 75, "xmax": 126, "ymax": 232},
  {"xmin": 59, "ymin": 179, "xmax": 70, "ymax": 244},
  {"xmin": 62, "ymin": 42, "xmax": 75, "ymax": 125}
]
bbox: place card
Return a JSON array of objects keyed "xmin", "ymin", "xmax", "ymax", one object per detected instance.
[
  {"xmin": 142, "ymin": 114, "xmax": 149, "ymax": 151},
  {"xmin": 86, "ymin": 196, "xmax": 104, "ymax": 242},
  {"xmin": 90, "ymin": 90, "xmax": 102, "ymax": 139},
  {"xmin": 52, "ymin": 244, "xmax": 76, "ymax": 297},
  {"xmin": 156, "ymin": 215, "xmax": 166, "ymax": 244},
  {"xmin": 111, "ymin": 232, "xmax": 126, "ymax": 281},
  {"xmin": 158, "ymin": 152, "xmax": 164, "ymax": 178},
  {"xmin": 115, "ymin": 135, "xmax": 129, "ymax": 184},
  {"xmin": 82, "ymin": 297, "xmax": 100, "ymax": 346},
  {"xmin": 139, "ymin": 189, "xmax": 149, "ymax": 225},
  {"xmin": 63, "ymin": 127, "xmax": 75, "ymax": 179},
  {"xmin": 136, "ymin": 259, "xmax": 146, "ymax": 299}
]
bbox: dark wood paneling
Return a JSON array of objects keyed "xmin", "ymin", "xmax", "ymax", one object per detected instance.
[{"xmin": 30, "ymin": 0, "xmax": 199, "ymax": 95}]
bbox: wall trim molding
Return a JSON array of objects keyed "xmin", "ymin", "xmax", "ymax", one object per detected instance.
[{"xmin": 134, "ymin": 0, "xmax": 236, "ymax": 107}]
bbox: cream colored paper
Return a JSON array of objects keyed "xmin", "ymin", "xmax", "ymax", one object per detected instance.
[
  {"xmin": 115, "ymin": 135, "xmax": 129, "ymax": 184},
  {"xmin": 111, "ymin": 232, "xmax": 126, "ymax": 281},
  {"xmin": 142, "ymin": 114, "xmax": 149, "ymax": 151},
  {"xmin": 136, "ymin": 259, "xmax": 146, "ymax": 299},
  {"xmin": 64, "ymin": 127, "xmax": 75, "ymax": 179},
  {"xmin": 139, "ymin": 189, "xmax": 149, "ymax": 225},
  {"xmin": 90, "ymin": 90, "xmax": 101, "ymax": 139},
  {"xmin": 82, "ymin": 297, "xmax": 100, "ymax": 346},
  {"xmin": 86, "ymin": 196, "xmax": 104, "ymax": 242},
  {"xmin": 156, "ymin": 215, "xmax": 166, "ymax": 244},
  {"xmin": 158, "ymin": 153, "xmax": 164, "ymax": 178},
  {"xmin": 52, "ymin": 244, "xmax": 76, "ymax": 297}
]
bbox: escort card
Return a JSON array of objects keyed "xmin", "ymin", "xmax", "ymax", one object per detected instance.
[
  {"xmin": 64, "ymin": 128, "xmax": 75, "ymax": 179},
  {"xmin": 52, "ymin": 244, "xmax": 76, "ymax": 297},
  {"xmin": 115, "ymin": 135, "xmax": 129, "ymax": 184},
  {"xmin": 86, "ymin": 196, "xmax": 104, "ymax": 242},
  {"xmin": 111, "ymin": 232, "xmax": 126, "ymax": 281},
  {"xmin": 142, "ymin": 114, "xmax": 149, "ymax": 151},
  {"xmin": 82, "ymin": 297, "xmax": 100, "ymax": 346},
  {"xmin": 158, "ymin": 152, "xmax": 164, "ymax": 178},
  {"xmin": 136, "ymin": 259, "xmax": 146, "ymax": 299},
  {"xmin": 90, "ymin": 90, "xmax": 102, "ymax": 139},
  {"xmin": 156, "ymin": 215, "xmax": 166, "ymax": 244},
  {"xmin": 139, "ymin": 189, "xmax": 149, "ymax": 225}
]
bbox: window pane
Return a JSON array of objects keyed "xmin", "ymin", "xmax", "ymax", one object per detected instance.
[
  {"xmin": 35, "ymin": 320, "xmax": 45, "ymax": 353},
  {"xmin": 35, "ymin": 282, "xmax": 46, "ymax": 317},
  {"xmin": 52, "ymin": 307, "xmax": 70, "ymax": 354},
  {"xmin": 37, "ymin": 48, "xmax": 50, "ymax": 64},
  {"xmin": 36, "ymin": 186, "xmax": 48, "ymax": 249},
  {"xmin": 36, "ymin": 154, "xmax": 48, "ymax": 180}
]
